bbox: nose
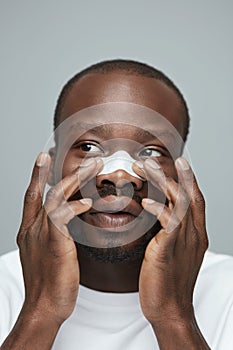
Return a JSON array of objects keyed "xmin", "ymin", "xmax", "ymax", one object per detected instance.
[{"xmin": 96, "ymin": 169, "xmax": 143, "ymax": 191}]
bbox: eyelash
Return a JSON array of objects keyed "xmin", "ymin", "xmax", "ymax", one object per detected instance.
[
  {"xmin": 73, "ymin": 142, "xmax": 166, "ymax": 158},
  {"xmin": 138, "ymin": 148, "xmax": 164, "ymax": 159},
  {"xmin": 72, "ymin": 142, "xmax": 104, "ymax": 155}
]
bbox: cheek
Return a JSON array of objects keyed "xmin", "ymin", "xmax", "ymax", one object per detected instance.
[
  {"xmin": 160, "ymin": 158, "xmax": 178, "ymax": 181},
  {"xmin": 55, "ymin": 152, "xmax": 82, "ymax": 180}
]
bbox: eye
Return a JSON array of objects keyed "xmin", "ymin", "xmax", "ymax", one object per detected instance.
[
  {"xmin": 73, "ymin": 142, "xmax": 104, "ymax": 155},
  {"xmin": 80, "ymin": 143, "xmax": 101, "ymax": 152},
  {"xmin": 138, "ymin": 148, "xmax": 163, "ymax": 159}
]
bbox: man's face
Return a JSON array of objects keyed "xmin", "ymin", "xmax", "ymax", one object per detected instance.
[{"xmin": 51, "ymin": 72, "xmax": 186, "ymax": 262}]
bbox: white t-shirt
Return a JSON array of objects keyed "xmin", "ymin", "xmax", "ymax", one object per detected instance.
[{"xmin": 0, "ymin": 250, "xmax": 233, "ymax": 349}]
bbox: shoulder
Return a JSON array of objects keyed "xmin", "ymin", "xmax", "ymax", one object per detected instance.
[
  {"xmin": 0, "ymin": 249, "xmax": 24, "ymax": 294},
  {"xmin": 0, "ymin": 250, "xmax": 24, "ymax": 344},
  {"xmin": 194, "ymin": 251, "xmax": 233, "ymax": 347},
  {"xmin": 201, "ymin": 250, "xmax": 233, "ymax": 280},
  {"xmin": 195, "ymin": 250, "xmax": 233, "ymax": 303},
  {"xmin": 0, "ymin": 249, "xmax": 21, "ymax": 266},
  {"xmin": 0, "ymin": 249, "xmax": 22, "ymax": 274}
]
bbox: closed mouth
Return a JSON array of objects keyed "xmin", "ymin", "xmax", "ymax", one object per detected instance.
[
  {"xmin": 81, "ymin": 195, "xmax": 142, "ymax": 230},
  {"xmin": 88, "ymin": 212, "xmax": 136, "ymax": 228}
]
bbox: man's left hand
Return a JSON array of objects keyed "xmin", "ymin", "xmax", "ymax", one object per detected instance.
[{"xmin": 138, "ymin": 157, "xmax": 208, "ymax": 329}]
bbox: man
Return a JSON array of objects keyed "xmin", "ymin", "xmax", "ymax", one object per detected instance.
[{"xmin": 0, "ymin": 59, "xmax": 233, "ymax": 349}]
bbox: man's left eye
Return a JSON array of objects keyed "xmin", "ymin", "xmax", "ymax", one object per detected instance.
[
  {"xmin": 138, "ymin": 148, "xmax": 162, "ymax": 158},
  {"xmin": 80, "ymin": 143, "xmax": 102, "ymax": 153}
]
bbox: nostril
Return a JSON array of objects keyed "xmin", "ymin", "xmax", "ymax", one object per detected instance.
[
  {"xmin": 99, "ymin": 176, "xmax": 137, "ymax": 188},
  {"xmin": 96, "ymin": 169, "xmax": 143, "ymax": 191},
  {"xmin": 99, "ymin": 178, "xmax": 135, "ymax": 190},
  {"xmin": 101, "ymin": 179, "xmax": 114, "ymax": 186}
]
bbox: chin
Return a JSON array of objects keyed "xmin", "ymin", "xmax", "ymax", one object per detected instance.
[{"xmin": 74, "ymin": 221, "xmax": 161, "ymax": 264}]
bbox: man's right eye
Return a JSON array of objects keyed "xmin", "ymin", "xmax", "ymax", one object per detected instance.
[{"xmin": 73, "ymin": 142, "xmax": 104, "ymax": 155}]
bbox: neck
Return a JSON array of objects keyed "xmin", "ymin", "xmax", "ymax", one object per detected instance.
[{"xmin": 77, "ymin": 246, "xmax": 143, "ymax": 293}]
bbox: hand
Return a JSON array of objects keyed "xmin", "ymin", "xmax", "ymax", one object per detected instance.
[
  {"xmin": 138, "ymin": 157, "xmax": 208, "ymax": 327},
  {"xmin": 17, "ymin": 153, "xmax": 102, "ymax": 326}
]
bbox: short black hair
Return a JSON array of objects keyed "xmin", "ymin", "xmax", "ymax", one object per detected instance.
[{"xmin": 54, "ymin": 59, "xmax": 190, "ymax": 142}]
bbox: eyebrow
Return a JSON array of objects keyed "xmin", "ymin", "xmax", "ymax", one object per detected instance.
[
  {"xmin": 131, "ymin": 127, "xmax": 176, "ymax": 141},
  {"xmin": 71, "ymin": 122, "xmax": 177, "ymax": 142},
  {"xmin": 72, "ymin": 123, "xmax": 113, "ymax": 138}
]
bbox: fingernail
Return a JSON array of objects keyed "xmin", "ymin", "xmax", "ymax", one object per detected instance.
[
  {"xmin": 80, "ymin": 198, "xmax": 92, "ymax": 206},
  {"xmin": 36, "ymin": 152, "xmax": 49, "ymax": 167},
  {"xmin": 133, "ymin": 161, "xmax": 146, "ymax": 177},
  {"xmin": 176, "ymin": 157, "xmax": 189, "ymax": 171},
  {"xmin": 96, "ymin": 158, "xmax": 103, "ymax": 167},
  {"xmin": 80, "ymin": 158, "xmax": 96, "ymax": 167},
  {"xmin": 134, "ymin": 161, "xmax": 144, "ymax": 169},
  {"xmin": 142, "ymin": 198, "xmax": 155, "ymax": 205},
  {"xmin": 146, "ymin": 159, "xmax": 161, "ymax": 170}
]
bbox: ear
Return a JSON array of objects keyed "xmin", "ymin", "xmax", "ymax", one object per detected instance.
[{"xmin": 47, "ymin": 147, "xmax": 56, "ymax": 186}]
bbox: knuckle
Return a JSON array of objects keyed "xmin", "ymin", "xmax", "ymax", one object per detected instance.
[
  {"xmin": 16, "ymin": 232, "xmax": 25, "ymax": 246},
  {"xmin": 24, "ymin": 189, "xmax": 39, "ymax": 204},
  {"xmin": 46, "ymin": 187, "xmax": 59, "ymax": 201},
  {"xmin": 193, "ymin": 191, "xmax": 205, "ymax": 207}
]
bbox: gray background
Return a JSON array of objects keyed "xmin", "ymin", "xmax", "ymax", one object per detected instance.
[{"xmin": 0, "ymin": 0, "xmax": 232, "ymax": 256}]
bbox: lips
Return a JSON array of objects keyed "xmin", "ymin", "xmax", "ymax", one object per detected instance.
[{"xmin": 82, "ymin": 195, "xmax": 143, "ymax": 229}]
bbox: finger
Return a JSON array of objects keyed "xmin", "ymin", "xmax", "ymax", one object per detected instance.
[
  {"xmin": 17, "ymin": 208, "xmax": 45, "ymax": 247},
  {"xmin": 21, "ymin": 153, "xmax": 50, "ymax": 230},
  {"xmin": 175, "ymin": 157, "xmax": 206, "ymax": 230},
  {"xmin": 132, "ymin": 161, "xmax": 147, "ymax": 180},
  {"xmin": 49, "ymin": 198, "xmax": 92, "ymax": 226},
  {"xmin": 134, "ymin": 160, "xmax": 164, "ymax": 192},
  {"xmin": 63, "ymin": 158, "xmax": 103, "ymax": 199},
  {"xmin": 48, "ymin": 198, "xmax": 92, "ymax": 239},
  {"xmin": 144, "ymin": 159, "xmax": 178, "ymax": 202},
  {"xmin": 143, "ymin": 159, "xmax": 189, "ymax": 220},
  {"xmin": 142, "ymin": 198, "xmax": 181, "ymax": 234},
  {"xmin": 44, "ymin": 158, "xmax": 102, "ymax": 213}
]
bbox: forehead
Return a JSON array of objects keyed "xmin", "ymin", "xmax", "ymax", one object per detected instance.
[
  {"xmin": 59, "ymin": 72, "xmax": 185, "ymax": 138},
  {"xmin": 70, "ymin": 122, "xmax": 176, "ymax": 144}
]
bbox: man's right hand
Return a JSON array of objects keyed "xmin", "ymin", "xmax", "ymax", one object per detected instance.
[{"xmin": 1, "ymin": 152, "xmax": 102, "ymax": 350}]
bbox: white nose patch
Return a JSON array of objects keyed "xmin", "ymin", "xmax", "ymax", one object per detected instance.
[{"xmin": 98, "ymin": 150, "xmax": 142, "ymax": 179}]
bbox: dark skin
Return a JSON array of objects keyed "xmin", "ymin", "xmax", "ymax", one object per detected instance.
[{"xmin": 1, "ymin": 72, "xmax": 210, "ymax": 349}]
